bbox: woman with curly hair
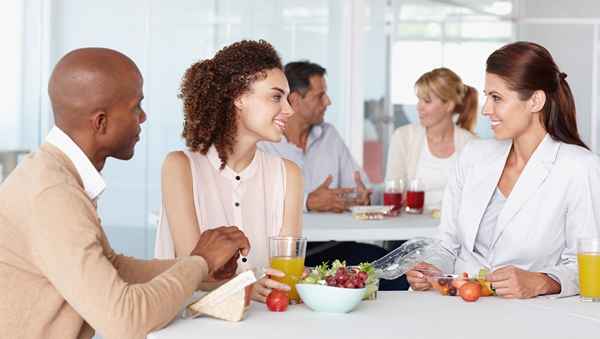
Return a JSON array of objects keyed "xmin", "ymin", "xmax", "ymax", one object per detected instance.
[{"xmin": 155, "ymin": 40, "xmax": 303, "ymax": 303}]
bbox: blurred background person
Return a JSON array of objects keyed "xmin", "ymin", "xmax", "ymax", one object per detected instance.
[
  {"xmin": 260, "ymin": 60, "xmax": 370, "ymax": 213},
  {"xmin": 385, "ymin": 67, "xmax": 478, "ymax": 212}
]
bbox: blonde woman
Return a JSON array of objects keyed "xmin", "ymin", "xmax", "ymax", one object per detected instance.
[{"xmin": 386, "ymin": 68, "xmax": 478, "ymax": 211}]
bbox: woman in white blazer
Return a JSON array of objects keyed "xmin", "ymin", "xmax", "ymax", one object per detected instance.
[
  {"xmin": 406, "ymin": 42, "xmax": 600, "ymax": 298},
  {"xmin": 386, "ymin": 68, "xmax": 477, "ymax": 210}
]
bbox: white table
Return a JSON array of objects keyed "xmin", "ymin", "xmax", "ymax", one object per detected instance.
[
  {"xmin": 302, "ymin": 212, "xmax": 439, "ymax": 241},
  {"xmin": 148, "ymin": 291, "xmax": 600, "ymax": 339}
]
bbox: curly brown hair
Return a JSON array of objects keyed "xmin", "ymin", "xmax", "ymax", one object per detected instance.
[{"xmin": 179, "ymin": 39, "xmax": 283, "ymax": 169}]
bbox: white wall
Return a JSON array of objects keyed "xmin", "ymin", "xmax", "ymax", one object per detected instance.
[
  {"xmin": 517, "ymin": 0, "xmax": 600, "ymax": 152},
  {"xmin": 0, "ymin": 1, "xmax": 23, "ymax": 150}
]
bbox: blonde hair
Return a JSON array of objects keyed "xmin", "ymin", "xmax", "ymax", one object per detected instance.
[{"xmin": 415, "ymin": 67, "xmax": 478, "ymax": 132}]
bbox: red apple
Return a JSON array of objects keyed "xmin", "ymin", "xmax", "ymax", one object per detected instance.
[
  {"xmin": 266, "ymin": 290, "xmax": 289, "ymax": 312},
  {"xmin": 459, "ymin": 282, "xmax": 481, "ymax": 302}
]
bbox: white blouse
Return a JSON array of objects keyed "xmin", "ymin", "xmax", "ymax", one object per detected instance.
[
  {"xmin": 473, "ymin": 187, "xmax": 506, "ymax": 263},
  {"xmin": 414, "ymin": 136, "xmax": 458, "ymax": 210},
  {"xmin": 155, "ymin": 146, "xmax": 287, "ymax": 272}
]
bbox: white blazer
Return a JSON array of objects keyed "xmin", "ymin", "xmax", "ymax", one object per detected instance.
[{"xmin": 431, "ymin": 134, "xmax": 600, "ymax": 297}]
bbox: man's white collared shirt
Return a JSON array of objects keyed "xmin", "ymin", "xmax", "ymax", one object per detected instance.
[{"xmin": 46, "ymin": 126, "xmax": 106, "ymax": 201}]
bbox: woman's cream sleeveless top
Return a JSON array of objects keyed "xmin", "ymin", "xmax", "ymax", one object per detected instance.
[{"xmin": 155, "ymin": 146, "xmax": 286, "ymax": 271}]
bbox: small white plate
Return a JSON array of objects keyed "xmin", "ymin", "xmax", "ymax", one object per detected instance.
[{"xmin": 350, "ymin": 205, "xmax": 395, "ymax": 220}]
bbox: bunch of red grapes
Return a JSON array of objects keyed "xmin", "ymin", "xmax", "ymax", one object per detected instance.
[{"xmin": 324, "ymin": 267, "xmax": 369, "ymax": 289}]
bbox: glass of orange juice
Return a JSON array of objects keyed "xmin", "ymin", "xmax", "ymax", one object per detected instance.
[
  {"xmin": 268, "ymin": 236, "xmax": 307, "ymax": 304},
  {"xmin": 577, "ymin": 238, "xmax": 600, "ymax": 302}
]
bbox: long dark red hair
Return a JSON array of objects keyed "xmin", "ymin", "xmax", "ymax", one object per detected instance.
[{"xmin": 486, "ymin": 41, "xmax": 588, "ymax": 149}]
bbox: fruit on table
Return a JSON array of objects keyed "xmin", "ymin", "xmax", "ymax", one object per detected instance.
[
  {"xmin": 428, "ymin": 275, "xmax": 460, "ymax": 295},
  {"xmin": 326, "ymin": 266, "xmax": 368, "ymax": 289},
  {"xmin": 477, "ymin": 268, "xmax": 495, "ymax": 296},
  {"xmin": 459, "ymin": 282, "xmax": 482, "ymax": 302},
  {"xmin": 448, "ymin": 286, "xmax": 458, "ymax": 296},
  {"xmin": 266, "ymin": 290, "xmax": 289, "ymax": 312},
  {"xmin": 306, "ymin": 263, "xmax": 370, "ymax": 289},
  {"xmin": 428, "ymin": 269, "xmax": 493, "ymax": 301},
  {"xmin": 477, "ymin": 279, "xmax": 494, "ymax": 296}
]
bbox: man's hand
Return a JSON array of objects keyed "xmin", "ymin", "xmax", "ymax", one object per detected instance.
[
  {"xmin": 306, "ymin": 175, "xmax": 352, "ymax": 213},
  {"xmin": 211, "ymin": 252, "xmax": 239, "ymax": 280},
  {"xmin": 353, "ymin": 171, "xmax": 371, "ymax": 206},
  {"xmin": 190, "ymin": 226, "xmax": 250, "ymax": 276}
]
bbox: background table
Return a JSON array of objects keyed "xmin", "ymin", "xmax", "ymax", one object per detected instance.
[
  {"xmin": 148, "ymin": 291, "xmax": 600, "ymax": 339},
  {"xmin": 302, "ymin": 212, "xmax": 439, "ymax": 241}
]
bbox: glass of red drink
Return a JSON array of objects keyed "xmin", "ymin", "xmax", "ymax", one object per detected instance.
[
  {"xmin": 383, "ymin": 179, "xmax": 404, "ymax": 215},
  {"xmin": 406, "ymin": 178, "xmax": 425, "ymax": 214}
]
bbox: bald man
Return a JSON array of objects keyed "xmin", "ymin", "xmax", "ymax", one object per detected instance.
[{"xmin": 0, "ymin": 48, "xmax": 250, "ymax": 339}]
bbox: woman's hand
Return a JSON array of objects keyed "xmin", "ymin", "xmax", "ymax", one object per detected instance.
[
  {"xmin": 251, "ymin": 268, "xmax": 292, "ymax": 303},
  {"xmin": 406, "ymin": 262, "xmax": 441, "ymax": 291},
  {"xmin": 486, "ymin": 265, "xmax": 561, "ymax": 298}
]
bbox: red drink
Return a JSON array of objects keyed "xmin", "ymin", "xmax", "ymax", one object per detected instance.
[
  {"xmin": 406, "ymin": 190, "xmax": 425, "ymax": 214},
  {"xmin": 384, "ymin": 192, "xmax": 403, "ymax": 212}
]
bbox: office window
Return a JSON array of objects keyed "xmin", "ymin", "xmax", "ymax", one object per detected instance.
[
  {"xmin": 391, "ymin": 1, "xmax": 515, "ymax": 138},
  {"xmin": 0, "ymin": 1, "xmax": 24, "ymax": 150}
]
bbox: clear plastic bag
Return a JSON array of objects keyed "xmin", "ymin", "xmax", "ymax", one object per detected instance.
[{"xmin": 371, "ymin": 237, "xmax": 455, "ymax": 280}]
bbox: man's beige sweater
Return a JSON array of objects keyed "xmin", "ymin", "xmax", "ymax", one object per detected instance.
[{"xmin": 0, "ymin": 143, "xmax": 208, "ymax": 339}]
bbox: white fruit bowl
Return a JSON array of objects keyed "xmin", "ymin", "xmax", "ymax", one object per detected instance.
[{"xmin": 296, "ymin": 284, "xmax": 366, "ymax": 313}]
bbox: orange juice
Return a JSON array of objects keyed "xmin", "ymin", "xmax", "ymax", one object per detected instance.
[
  {"xmin": 578, "ymin": 252, "xmax": 600, "ymax": 298},
  {"xmin": 270, "ymin": 256, "xmax": 305, "ymax": 303}
]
